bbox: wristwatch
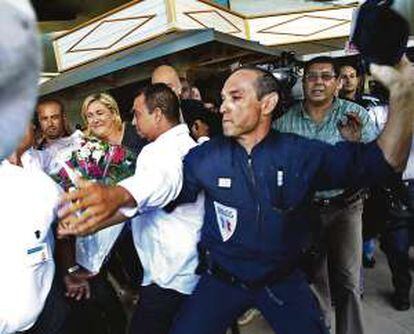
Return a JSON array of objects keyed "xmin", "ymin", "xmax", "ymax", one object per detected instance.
[{"xmin": 67, "ymin": 264, "xmax": 80, "ymax": 274}]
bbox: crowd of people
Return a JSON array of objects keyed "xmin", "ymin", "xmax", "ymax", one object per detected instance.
[{"xmin": 1, "ymin": 2, "xmax": 414, "ymax": 334}]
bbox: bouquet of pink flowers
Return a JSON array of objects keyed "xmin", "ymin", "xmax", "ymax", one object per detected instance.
[{"xmin": 52, "ymin": 136, "xmax": 137, "ymax": 190}]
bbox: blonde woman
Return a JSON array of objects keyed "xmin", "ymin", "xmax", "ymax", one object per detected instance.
[{"xmin": 82, "ymin": 92, "xmax": 146, "ymax": 153}]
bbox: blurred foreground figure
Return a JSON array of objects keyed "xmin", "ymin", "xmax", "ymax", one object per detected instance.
[
  {"xmin": 0, "ymin": 1, "xmax": 69, "ymax": 333},
  {"xmin": 0, "ymin": 0, "xmax": 40, "ymax": 160}
]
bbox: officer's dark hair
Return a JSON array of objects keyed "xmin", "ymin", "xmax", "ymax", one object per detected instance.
[
  {"xmin": 232, "ymin": 66, "xmax": 281, "ymax": 100},
  {"xmin": 138, "ymin": 83, "xmax": 180, "ymax": 125},
  {"xmin": 304, "ymin": 56, "xmax": 340, "ymax": 77}
]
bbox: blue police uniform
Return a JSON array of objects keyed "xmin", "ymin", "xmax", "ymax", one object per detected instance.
[{"xmin": 169, "ymin": 130, "xmax": 394, "ymax": 334}]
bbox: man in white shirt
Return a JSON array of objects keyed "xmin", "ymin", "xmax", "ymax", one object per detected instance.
[
  {"xmin": 0, "ymin": 123, "xmax": 69, "ymax": 334},
  {"xmin": 0, "ymin": 2, "xmax": 70, "ymax": 332},
  {"xmin": 59, "ymin": 83, "xmax": 204, "ymax": 334},
  {"xmin": 35, "ymin": 99, "xmax": 86, "ymax": 175}
]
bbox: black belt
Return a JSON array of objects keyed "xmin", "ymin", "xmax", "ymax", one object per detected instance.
[
  {"xmin": 196, "ymin": 248, "xmax": 299, "ymax": 290},
  {"xmin": 313, "ymin": 189, "xmax": 368, "ymax": 210}
]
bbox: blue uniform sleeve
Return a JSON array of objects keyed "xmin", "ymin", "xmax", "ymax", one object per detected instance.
[
  {"xmin": 165, "ymin": 147, "xmax": 203, "ymax": 209},
  {"xmin": 313, "ymin": 140, "xmax": 397, "ymax": 191}
]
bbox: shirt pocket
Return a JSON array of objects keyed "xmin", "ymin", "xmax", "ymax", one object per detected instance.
[{"xmin": 270, "ymin": 167, "xmax": 310, "ymax": 215}]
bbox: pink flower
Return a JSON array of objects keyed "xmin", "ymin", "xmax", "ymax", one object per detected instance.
[
  {"xmin": 58, "ymin": 168, "xmax": 69, "ymax": 179},
  {"xmin": 112, "ymin": 146, "xmax": 125, "ymax": 164},
  {"xmin": 88, "ymin": 163, "xmax": 103, "ymax": 178},
  {"xmin": 78, "ymin": 160, "xmax": 87, "ymax": 171}
]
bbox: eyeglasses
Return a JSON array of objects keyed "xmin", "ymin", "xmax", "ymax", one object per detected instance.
[{"xmin": 305, "ymin": 72, "xmax": 336, "ymax": 82}]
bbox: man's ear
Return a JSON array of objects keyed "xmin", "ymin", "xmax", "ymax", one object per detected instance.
[
  {"xmin": 193, "ymin": 120, "xmax": 200, "ymax": 131},
  {"xmin": 153, "ymin": 107, "xmax": 163, "ymax": 123},
  {"xmin": 261, "ymin": 92, "xmax": 279, "ymax": 117}
]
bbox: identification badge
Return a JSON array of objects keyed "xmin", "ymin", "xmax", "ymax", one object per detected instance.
[
  {"xmin": 26, "ymin": 242, "xmax": 51, "ymax": 266},
  {"xmin": 214, "ymin": 201, "xmax": 237, "ymax": 242},
  {"xmin": 218, "ymin": 177, "xmax": 232, "ymax": 188}
]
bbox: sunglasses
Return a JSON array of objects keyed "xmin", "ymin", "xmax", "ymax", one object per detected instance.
[{"xmin": 305, "ymin": 72, "xmax": 336, "ymax": 82}]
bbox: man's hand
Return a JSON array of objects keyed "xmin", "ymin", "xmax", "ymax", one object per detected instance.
[
  {"xmin": 58, "ymin": 178, "xmax": 134, "ymax": 237},
  {"xmin": 370, "ymin": 56, "xmax": 414, "ymax": 97},
  {"xmin": 338, "ymin": 112, "xmax": 362, "ymax": 142},
  {"xmin": 63, "ymin": 269, "xmax": 92, "ymax": 301}
]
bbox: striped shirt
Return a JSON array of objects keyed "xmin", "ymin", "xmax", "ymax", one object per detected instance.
[{"xmin": 274, "ymin": 98, "xmax": 377, "ymax": 198}]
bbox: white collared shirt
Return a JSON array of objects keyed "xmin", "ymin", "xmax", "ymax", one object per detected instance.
[
  {"xmin": 20, "ymin": 148, "xmax": 48, "ymax": 172},
  {"xmin": 0, "ymin": 162, "xmax": 59, "ymax": 333},
  {"xmin": 119, "ymin": 124, "xmax": 204, "ymax": 294},
  {"xmin": 197, "ymin": 136, "xmax": 210, "ymax": 144}
]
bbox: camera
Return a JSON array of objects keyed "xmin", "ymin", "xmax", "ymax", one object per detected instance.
[{"xmin": 351, "ymin": 0, "xmax": 410, "ymax": 67}]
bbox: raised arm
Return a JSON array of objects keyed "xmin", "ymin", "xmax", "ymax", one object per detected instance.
[{"xmin": 373, "ymin": 57, "xmax": 414, "ymax": 172}]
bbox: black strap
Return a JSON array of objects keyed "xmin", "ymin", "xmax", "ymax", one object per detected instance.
[{"xmin": 197, "ymin": 247, "xmax": 300, "ymax": 290}]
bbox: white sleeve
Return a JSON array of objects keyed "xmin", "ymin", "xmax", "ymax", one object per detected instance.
[{"xmin": 118, "ymin": 147, "xmax": 183, "ymax": 217}]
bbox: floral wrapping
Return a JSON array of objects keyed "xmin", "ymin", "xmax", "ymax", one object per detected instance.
[
  {"xmin": 51, "ymin": 136, "xmax": 138, "ymax": 274},
  {"xmin": 51, "ymin": 136, "xmax": 137, "ymax": 189}
]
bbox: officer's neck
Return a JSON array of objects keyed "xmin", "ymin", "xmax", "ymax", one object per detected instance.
[{"xmin": 236, "ymin": 124, "xmax": 270, "ymax": 155}]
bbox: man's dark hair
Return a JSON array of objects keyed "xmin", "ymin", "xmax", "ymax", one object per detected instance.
[
  {"xmin": 36, "ymin": 98, "xmax": 65, "ymax": 115},
  {"xmin": 338, "ymin": 60, "xmax": 365, "ymax": 99},
  {"xmin": 232, "ymin": 66, "xmax": 281, "ymax": 100},
  {"xmin": 139, "ymin": 83, "xmax": 180, "ymax": 124},
  {"xmin": 231, "ymin": 66, "xmax": 283, "ymax": 118},
  {"xmin": 304, "ymin": 56, "xmax": 340, "ymax": 77},
  {"xmin": 338, "ymin": 61, "xmax": 363, "ymax": 77},
  {"xmin": 186, "ymin": 104, "xmax": 222, "ymax": 138}
]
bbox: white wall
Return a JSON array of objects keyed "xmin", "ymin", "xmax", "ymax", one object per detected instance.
[{"xmin": 230, "ymin": 0, "xmax": 362, "ymax": 16}]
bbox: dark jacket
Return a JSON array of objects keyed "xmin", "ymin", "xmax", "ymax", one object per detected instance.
[{"xmin": 178, "ymin": 130, "xmax": 394, "ymax": 282}]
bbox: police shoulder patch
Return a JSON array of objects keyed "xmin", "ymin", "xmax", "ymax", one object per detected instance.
[{"xmin": 213, "ymin": 201, "xmax": 237, "ymax": 242}]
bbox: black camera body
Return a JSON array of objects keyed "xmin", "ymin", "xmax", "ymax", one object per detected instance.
[{"xmin": 351, "ymin": 0, "xmax": 410, "ymax": 67}]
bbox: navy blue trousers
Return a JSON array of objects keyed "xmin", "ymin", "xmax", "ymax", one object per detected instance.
[
  {"xmin": 129, "ymin": 284, "xmax": 187, "ymax": 334},
  {"xmin": 169, "ymin": 270, "xmax": 329, "ymax": 334}
]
